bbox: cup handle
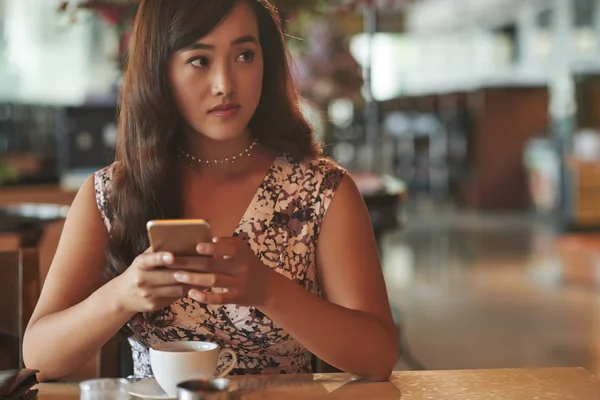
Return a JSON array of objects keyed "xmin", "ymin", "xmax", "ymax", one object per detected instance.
[{"xmin": 216, "ymin": 348, "xmax": 237, "ymax": 378}]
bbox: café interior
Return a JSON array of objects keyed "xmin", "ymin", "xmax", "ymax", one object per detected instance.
[{"xmin": 3, "ymin": 0, "xmax": 600, "ymax": 398}]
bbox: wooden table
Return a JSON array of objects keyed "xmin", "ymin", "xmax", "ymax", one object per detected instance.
[{"xmin": 36, "ymin": 367, "xmax": 600, "ymax": 399}]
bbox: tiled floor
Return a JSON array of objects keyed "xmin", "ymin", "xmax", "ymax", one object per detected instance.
[{"xmin": 382, "ymin": 207, "xmax": 600, "ymax": 375}]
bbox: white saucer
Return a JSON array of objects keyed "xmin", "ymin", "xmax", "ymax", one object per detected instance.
[{"xmin": 127, "ymin": 378, "xmax": 175, "ymax": 399}]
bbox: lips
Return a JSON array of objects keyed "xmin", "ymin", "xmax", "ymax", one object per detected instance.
[{"xmin": 208, "ymin": 103, "xmax": 241, "ymax": 118}]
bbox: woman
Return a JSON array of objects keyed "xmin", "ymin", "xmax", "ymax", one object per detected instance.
[{"xmin": 23, "ymin": 0, "xmax": 398, "ymax": 381}]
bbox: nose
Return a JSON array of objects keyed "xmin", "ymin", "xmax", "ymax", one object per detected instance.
[{"xmin": 211, "ymin": 62, "xmax": 235, "ymax": 98}]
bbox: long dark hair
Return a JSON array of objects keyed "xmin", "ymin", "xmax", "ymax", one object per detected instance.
[{"xmin": 105, "ymin": 0, "xmax": 321, "ymax": 280}]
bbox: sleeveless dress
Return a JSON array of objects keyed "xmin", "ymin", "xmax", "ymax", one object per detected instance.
[{"xmin": 94, "ymin": 154, "xmax": 346, "ymax": 377}]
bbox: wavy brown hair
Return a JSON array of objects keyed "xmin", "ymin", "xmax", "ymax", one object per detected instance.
[{"xmin": 105, "ymin": 0, "xmax": 321, "ymax": 281}]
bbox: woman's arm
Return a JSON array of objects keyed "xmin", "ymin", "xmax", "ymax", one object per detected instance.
[
  {"xmin": 258, "ymin": 174, "xmax": 398, "ymax": 380},
  {"xmin": 22, "ymin": 175, "xmax": 135, "ymax": 381}
]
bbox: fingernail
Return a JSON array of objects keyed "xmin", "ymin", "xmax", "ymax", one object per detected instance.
[
  {"xmin": 162, "ymin": 253, "xmax": 173, "ymax": 264},
  {"xmin": 174, "ymin": 272, "xmax": 187, "ymax": 282},
  {"xmin": 189, "ymin": 289, "xmax": 203, "ymax": 300}
]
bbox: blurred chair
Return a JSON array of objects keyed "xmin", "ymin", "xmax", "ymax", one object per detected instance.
[
  {"xmin": 0, "ymin": 245, "xmax": 128, "ymax": 380},
  {"xmin": 99, "ymin": 338, "xmax": 133, "ymax": 379},
  {"xmin": 0, "ymin": 248, "xmax": 39, "ymax": 370}
]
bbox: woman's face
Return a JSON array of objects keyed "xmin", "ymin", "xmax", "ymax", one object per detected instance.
[{"xmin": 168, "ymin": 0, "xmax": 264, "ymax": 142}]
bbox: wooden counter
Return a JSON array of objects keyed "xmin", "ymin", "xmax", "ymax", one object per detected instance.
[
  {"xmin": 36, "ymin": 367, "xmax": 600, "ymax": 399},
  {"xmin": 0, "ymin": 185, "xmax": 76, "ymax": 207}
]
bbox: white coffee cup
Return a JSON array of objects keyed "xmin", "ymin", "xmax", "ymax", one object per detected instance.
[{"xmin": 149, "ymin": 341, "xmax": 237, "ymax": 397}]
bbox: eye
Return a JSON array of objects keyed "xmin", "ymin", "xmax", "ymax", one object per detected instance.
[
  {"xmin": 189, "ymin": 57, "xmax": 209, "ymax": 68},
  {"xmin": 236, "ymin": 51, "xmax": 255, "ymax": 63}
]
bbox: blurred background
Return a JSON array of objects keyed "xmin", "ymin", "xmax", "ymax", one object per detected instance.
[{"xmin": 3, "ymin": 0, "xmax": 600, "ymax": 379}]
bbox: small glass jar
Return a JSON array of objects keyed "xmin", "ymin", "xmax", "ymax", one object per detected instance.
[{"xmin": 79, "ymin": 378, "xmax": 131, "ymax": 400}]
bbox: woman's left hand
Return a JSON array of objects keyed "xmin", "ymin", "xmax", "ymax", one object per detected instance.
[{"xmin": 171, "ymin": 237, "xmax": 274, "ymax": 307}]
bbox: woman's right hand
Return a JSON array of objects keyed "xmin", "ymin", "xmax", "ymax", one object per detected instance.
[{"xmin": 113, "ymin": 248, "xmax": 189, "ymax": 314}]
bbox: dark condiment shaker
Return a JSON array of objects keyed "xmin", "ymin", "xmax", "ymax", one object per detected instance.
[{"xmin": 177, "ymin": 378, "xmax": 232, "ymax": 400}]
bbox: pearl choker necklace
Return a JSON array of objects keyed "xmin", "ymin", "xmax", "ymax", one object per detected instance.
[{"xmin": 177, "ymin": 139, "xmax": 259, "ymax": 168}]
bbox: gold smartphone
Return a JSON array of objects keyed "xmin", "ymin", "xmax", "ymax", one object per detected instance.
[{"xmin": 146, "ymin": 219, "xmax": 213, "ymax": 257}]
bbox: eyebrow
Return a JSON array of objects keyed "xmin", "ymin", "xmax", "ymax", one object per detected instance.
[{"xmin": 185, "ymin": 35, "xmax": 258, "ymax": 51}]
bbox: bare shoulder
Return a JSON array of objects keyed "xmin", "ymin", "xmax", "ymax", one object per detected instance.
[
  {"xmin": 315, "ymin": 163, "xmax": 373, "ymax": 262},
  {"xmin": 68, "ymin": 172, "xmax": 111, "ymax": 236},
  {"xmin": 317, "ymin": 165, "xmax": 367, "ymax": 231},
  {"xmin": 326, "ymin": 172, "xmax": 364, "ymax": 211}
]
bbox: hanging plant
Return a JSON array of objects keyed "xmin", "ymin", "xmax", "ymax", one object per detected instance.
[
  {"xmin": 58, "ymin": 0, "xmax": 140, "ymax": 25},
  {"xmin": 58, "ymin": 0, "xmax": 140, "ymax": 68}
]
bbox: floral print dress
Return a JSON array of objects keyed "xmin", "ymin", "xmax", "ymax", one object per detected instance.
[{"xmin": 94, "ymin": 154, "xmax": 346, "ymax": 377}]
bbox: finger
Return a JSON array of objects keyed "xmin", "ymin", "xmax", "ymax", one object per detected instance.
[
  {"xmin": 173, "ymin": 272, "xmax": 237, "ymax": 288},
  {"xmin": 196, "ymin": 240, "xmax": 239, "ymax": 259},
  {"xmin": 136, "ymin": 252, "xmax": 174, "ymax": 270},
  {"xmin": 188, "ymin": 288, "xmax": 239, "ymax": 305},
  {"xmin": 143, "ymin": 269, "xmax": 188, "ymax": 287},
  {"xmin": 151, "ymin": 284, "xmax": 190, "ymax": 298},
  {"xmin": 172, "ymin": 256, "xmax": 216, "ymax": 270},
  {"xmin": 170, "ymin": 256, "xmax": 236, "ymax": 275}
]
